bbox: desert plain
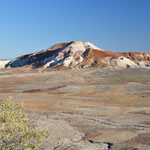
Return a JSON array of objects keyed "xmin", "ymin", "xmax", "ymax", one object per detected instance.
[{"xmin": 0, "ymin": 67, "xmax": 150, "ymax": 150}]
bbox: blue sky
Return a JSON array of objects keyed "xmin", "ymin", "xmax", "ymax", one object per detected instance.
[{"xmin": 0, "ymin": 0, "xmax": 150, "ymax": 59}]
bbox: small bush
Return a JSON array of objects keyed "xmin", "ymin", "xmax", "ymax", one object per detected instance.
[{"xmin": 0, "ymin": 98, "xmax": 47, "ymax": 150}]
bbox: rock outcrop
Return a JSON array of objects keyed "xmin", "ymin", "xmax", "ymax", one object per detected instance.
[{"xmin": 4, "ymin": 41, "xmax": 150, "ymax": 69}]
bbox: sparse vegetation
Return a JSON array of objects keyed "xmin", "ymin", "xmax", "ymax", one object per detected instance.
[{"xmin": 0, "ymin": 98, "xmax": 47, "ymax": 150}]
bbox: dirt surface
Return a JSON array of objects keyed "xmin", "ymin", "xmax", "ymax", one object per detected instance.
[{"xmin": 0, "ymin": 67, "xmax": 150, "ymax": 150}]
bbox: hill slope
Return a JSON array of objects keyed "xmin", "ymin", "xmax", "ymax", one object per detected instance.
[{"xmin": 4, "ymin": 41, "xmax": 150, "ymax": 69}]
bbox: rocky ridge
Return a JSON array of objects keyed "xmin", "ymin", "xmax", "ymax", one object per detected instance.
[{"xmin": 2, "ymin": 41, "xmax": 150, "ymax": 69}]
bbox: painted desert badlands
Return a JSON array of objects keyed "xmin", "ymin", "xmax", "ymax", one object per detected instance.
[{"xmin": 0, "ymin": 41, "xmax": 150, "ymax": 150}]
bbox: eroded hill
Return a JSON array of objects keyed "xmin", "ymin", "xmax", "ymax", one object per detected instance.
[{"xmin": 2, "ymin": 41, "xmax": 150, "ymax": 69}]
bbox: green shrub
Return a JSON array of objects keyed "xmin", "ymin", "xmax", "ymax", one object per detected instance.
[{"xmin": 0, "ymin": 98, "xmax": 47, "ymax": 150}]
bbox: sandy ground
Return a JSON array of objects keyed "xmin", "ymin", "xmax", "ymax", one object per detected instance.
[{"xmin": 0, "ymin": 67, "xmax": 150, "ymax": 150}]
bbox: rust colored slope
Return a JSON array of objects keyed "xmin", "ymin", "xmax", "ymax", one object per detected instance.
[
  {"xmin": 84, "ymin": 49, "xmax": 150, "ymax": 61},
  {"xmin": 81, "ymin": 49, "xmax": 150, "ymax": 67},
  {"xmin": 120, "ymin": 52, "xmax": 150, "ymax": 62},
  {"xmin": 81, "ymin": 48, "xmax": 121, "ymax": 66},
  {"xmin": 83, "ymin": 48, "xmax": 120, "ymax": 58}
]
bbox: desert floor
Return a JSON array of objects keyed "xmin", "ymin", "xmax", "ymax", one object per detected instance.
[{"xmin": 0, "ymin": 67, "xmax": 150, "ymax": 150}]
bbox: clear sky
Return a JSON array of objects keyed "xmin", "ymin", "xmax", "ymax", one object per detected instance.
[{"xmin": 0, "ymin": 0, "xmax": 150, "ymax": 59}]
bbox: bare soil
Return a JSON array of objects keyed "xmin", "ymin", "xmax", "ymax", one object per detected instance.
[{"xmin": 0, "ymin": 67, "xmax": 150, "ymax": 150}]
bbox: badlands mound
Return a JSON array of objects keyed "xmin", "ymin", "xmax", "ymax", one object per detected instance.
[{"xmin": 3, "ymin": 41, "xmax": 150, "ymax": 69}]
